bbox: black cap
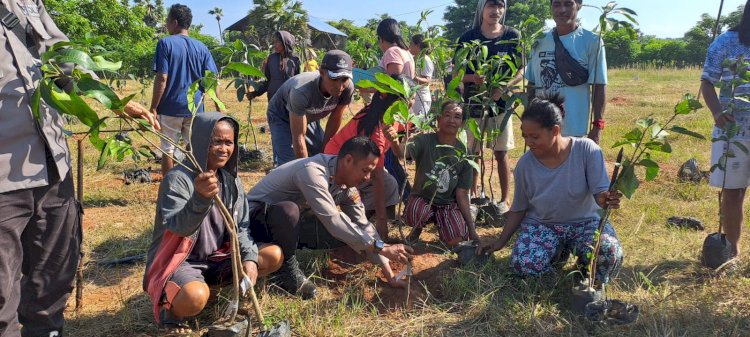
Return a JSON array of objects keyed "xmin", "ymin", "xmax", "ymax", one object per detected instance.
[{"xmin": 321, "ymin": 50, "xmax": 353, "ymax": 79}]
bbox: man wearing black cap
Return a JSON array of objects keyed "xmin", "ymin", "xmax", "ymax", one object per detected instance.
[{"xmin": 265, "ymin": 50, "xmax": 355, "ymax": 166}]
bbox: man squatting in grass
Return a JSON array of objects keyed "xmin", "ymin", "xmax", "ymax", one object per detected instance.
[
  {"xmin": 404, "ymin": 102, "xmax": 481, "ymax": 246},
  {"xmin": 456, "ymin": 0, "xmax": 521, "ymax": 213},
  {"xmin": 245, "ymin": 137, "xmax": 414, "ymax": 299},
  {"xmin": 150, "ymin": 4, "xmax": 221, "ymax": 177},
  {"xmin": 526, "ymin": 0, "xmax": 608, "ymax": 144},
  {"xmin": 478, "ymin": 94, "xmax": 623, "ymax": 286},
  {"xmin": 700, "ymin": 0, "xmax": 750, "ymax": 259},
  {"xmin": 0, "ymin": 1, "xmax": 159, "ymax": 336},
  {"xmin": 262, "ymin": 50, "xmax": 355, "ymax": 167},
  {"xmin": 144, "ymin": 113, "xmax": 283, "ymax": 334}
]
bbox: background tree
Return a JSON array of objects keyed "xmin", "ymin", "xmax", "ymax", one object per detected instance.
[
  {"xmin": 209, "ymin": 7, "xmax": 225, "ymax": 44},
  {"xmin": 602, "ymin": 27, "xmax": 641, "ymax": 67},
  {"xmin": 443, "ymin": 0, "xmax": 475, "ymax": 42},
  {"xmin": 244, "ymin": 0, "xmax": 309, "ymax": 49}
]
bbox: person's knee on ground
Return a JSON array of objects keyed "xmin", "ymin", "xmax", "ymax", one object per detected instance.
[
  {"xmin": 721, "ymin": 188, "xmax": 746, "ymax": 256},
  {"xmin": 257, "ymin": 243, "xmax": 284, "ymax": 276},
  {"xmin": 169, "ymin": 281, "xmax": 210, "ymax": 318}
]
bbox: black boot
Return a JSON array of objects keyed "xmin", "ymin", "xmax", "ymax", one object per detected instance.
[{"xmin": 275, "ymin": 256, "xmax": 317, "ymax": 299}]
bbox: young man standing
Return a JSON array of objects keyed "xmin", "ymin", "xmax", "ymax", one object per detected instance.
[
  {"xmin": 150, "ymin": 4, "xmax": 220, "ymax": 176},
  {"xmin": 526, "ymin": 0, "xmax": 608, "ymax": 143},
  {"xmin": 265, "ymin": 50, "xmax": 354, "ymax": 166},
  {"xmin": 246, "ymin": 137, "xmax": 413, "ymax": 298},
  {"xmin": 455, "ymin": 0, "xmax": 521, "ymax": 212}
]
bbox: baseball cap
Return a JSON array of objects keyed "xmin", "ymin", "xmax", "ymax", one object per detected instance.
[{"xmin": 321, "ymin": 50, "xmax": 353, "ymax": 79}]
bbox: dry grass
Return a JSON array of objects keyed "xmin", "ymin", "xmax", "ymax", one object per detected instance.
[{"xmin": 64, "ymin": 68, "xmax": 750, "ymax": 336}]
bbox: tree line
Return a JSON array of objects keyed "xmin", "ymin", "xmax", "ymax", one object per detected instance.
[{"xmin": 43, "ymin": 0, "xmax": 744, "ymax": 76}]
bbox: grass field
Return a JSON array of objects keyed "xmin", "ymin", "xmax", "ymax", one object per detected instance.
[{"xmin": 64, "ymin": 67, "xmax": 750, "ymax": 336}]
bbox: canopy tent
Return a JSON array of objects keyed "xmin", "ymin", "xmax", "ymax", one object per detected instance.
[{"xmin": 225, "ymin": 15, "xmax": 347, "ymax": 50}]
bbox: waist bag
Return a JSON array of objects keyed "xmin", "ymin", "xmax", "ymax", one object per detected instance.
[{"xmin": 553, "ymin": 28, "xmax": 589, "ymax": 87}]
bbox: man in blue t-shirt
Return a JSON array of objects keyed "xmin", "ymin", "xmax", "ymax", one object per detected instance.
[
  {"xmin": 526, "ymin": 0, "xmax": 607, "ymax": 143},
  {"xmin": 150, "ymin": 4, "xmax": 220, "ymax": 175}
]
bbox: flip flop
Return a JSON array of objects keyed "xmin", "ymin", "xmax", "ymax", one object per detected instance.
[{"xmin": 159, "ymin": 322, "xmax": 193, "ymax": 337}]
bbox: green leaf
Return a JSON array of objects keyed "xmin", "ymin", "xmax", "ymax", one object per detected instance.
[
  {"xmin": 46, "ymin": 48, "xmax": 96, "ymax": 69},
  {"xmin": 356, "ymin": 79, "xmax": 397, "ymax": 95},
  {"xmin": 645, "ymin": 141, "xmax": 672, "ymax": 153},
  {"xmin": 224, "ymin": 62, "xmax": 265, "ymax": 78},
  {"xmin": 97, "ymin": 139, "xmax": 112, "ymax": 170},
  {"xmin": 616, "ymin": 164, "xmax": 639, "ymax": 199},
  {"xmin": 733, "ymin": 141, "xmax": 750, "ymax": 155},
  {"xmin": 374, "ymin": 72, "xmax": 407, "ymax": 97},
  {"xmin": 636, "ymin": 117, "xmax": 653, "ymax": 129},
  {"xmin": 42, "ymin": 81, "xmax": 100, "ymax": 127},
  {"xmin": 674, "ymin": 94, "xmax": 703, "ymax": 114},
  {"xmin": 669, "ymin": 126, "xmax": 706, "ymax": 140},
  {"xmin": 91, "ymin": 55, "xmax": 122, "ymax": 72},
  {"xmin": 468, "ymin": 119, "xmax": 481, "ymax": 140},
  {"xmin": 638, "ymin": 159, "xmax": 659, "ymax": 181},
  {"xmin": 651, "ymin": 124, "xmax": 668, "ymax": 140},
  {"xmin": 383, "ymin": 100, "xmax": 403, "ymax": 125},
  {"xmin": 611, "ymin": 140, "xmax": 634, "ymax": 148},
  {"xmin": 187, "ymin": 80, "xmax": 200, "ymax": 113},
  {"xmin": 77, "ymin": 77, "xmax": 125, "ymax": 110},
  {"xmin": 623, "ymin": 128, "xmax": 643, "ymax": 143},
  {"xmin": 466, "ymin": 158, "xmax": 480, "ymax": 173}
]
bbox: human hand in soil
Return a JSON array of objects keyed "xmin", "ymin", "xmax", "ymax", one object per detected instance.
[
  {"xmin": 242, "ymin": 261, "xmax": 259, "ymax": 286},
  {"xmin": 596, "ymin": 191, "xmax": 622, "ymax": 209},
  {"xmin": 195, "ymin": 170, "xmax": 219, "ymax": 200},
  {"xmin": 381, "ymin": 244, "xmax": 413, "ymax": 264},
  {"xmin": 476, "ymin": 239, "xmax": 504, "ymax": 256},
  {"xmin": 714, "ymin": 112, "xmax": 736, "ymax": 129},
  {"xmin": 387, "ymin": 274, "xmax": 409, "ymax": 288}
]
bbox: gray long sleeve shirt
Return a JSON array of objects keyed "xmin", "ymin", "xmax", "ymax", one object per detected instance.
[
  {"xmin": 0, "ymin": 0, "xmax": 72, "ymax": 193},
  {"xmin": 245, "ymin": 154, "xmax": 379, "ymax": 252}
]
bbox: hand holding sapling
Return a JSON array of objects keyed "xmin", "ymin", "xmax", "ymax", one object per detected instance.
[{"xmin": 195, "ymin": 170, "xmax": 219, "ymax": 200}]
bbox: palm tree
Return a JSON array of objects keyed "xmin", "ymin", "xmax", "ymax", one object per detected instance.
[{"xmin": 209, "ymin": 7, "xmax": 225, "ymax": 44}]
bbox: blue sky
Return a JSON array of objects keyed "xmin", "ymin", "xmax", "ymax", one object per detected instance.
[{"xmin": 171, "ymin": 0, "xmax": 746, "ymax": 40}]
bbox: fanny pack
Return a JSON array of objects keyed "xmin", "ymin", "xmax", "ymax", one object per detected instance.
[{"xmin": 553, "ymin": 28, "xmax": 589, "ymax": 87}]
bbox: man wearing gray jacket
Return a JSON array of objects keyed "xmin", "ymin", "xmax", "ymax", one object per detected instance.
[
  {"xmin": 0, "ymin": 1, "xmax": 158, "ymax": 336},
  {"xmin": 246, "ymin": 137, "xmax": 413, "ymax": 299}
]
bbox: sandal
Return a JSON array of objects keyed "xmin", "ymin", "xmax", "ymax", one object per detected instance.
[{"xmin": 159, "ymin": 322, "xmax": 194, "ymax": 337}]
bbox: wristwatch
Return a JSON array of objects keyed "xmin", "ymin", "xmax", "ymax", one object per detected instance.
[{"xmin": 373, "ymin": 239, "xmax": 385, "ymax": 253}]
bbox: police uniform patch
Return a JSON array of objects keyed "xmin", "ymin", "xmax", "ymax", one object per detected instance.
[{"xmin": 348, "ymin": 188, "xmax": 362, "ymax": 205}]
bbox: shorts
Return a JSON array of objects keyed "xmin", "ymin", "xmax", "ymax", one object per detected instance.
[
  {"xmin": 466, "ymin": 114, "xmax": 515, "ymax": 153},
  {"xmin": 357, "ymin": 168, "xmax": 400, "ymax": 211},
  {"xmin": 404, "ymin": 196, "xmax": 468, "ymax": 243},
  {"xmin": 162, "ymin": 259, "xmax": 232, "ymax": 308},
  {"xmin": 158, "ymin": 115, "xmax": 193, "ymax": 155},
  {"xmin": 709, "ymin": 135, "xmax": 750, "ymax": 189}
]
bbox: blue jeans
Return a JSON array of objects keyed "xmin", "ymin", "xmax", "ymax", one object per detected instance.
[{"xmin": 267, "ymin": 112, "xmax": 325, "ymax": 166}]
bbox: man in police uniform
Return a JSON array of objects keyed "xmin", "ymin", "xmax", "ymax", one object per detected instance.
[{"xmin": 0, "ymin": 1, "xmax": 158, "ymax": 336}]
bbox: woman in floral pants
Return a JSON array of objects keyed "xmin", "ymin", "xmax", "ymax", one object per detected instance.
[{"xmin": 478, "ymin": 94, "xmax": 623, "ymax": 286}]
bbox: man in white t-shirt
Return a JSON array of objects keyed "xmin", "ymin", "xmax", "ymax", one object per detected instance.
[{"xmin": 526, "ymin": 0, "xmax": 608, "ymax": 143}]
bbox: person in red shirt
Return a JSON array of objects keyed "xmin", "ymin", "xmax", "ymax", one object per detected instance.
[{"xmin": 324, "ymin": 91, "xmax": 403, "ymax": 238}]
